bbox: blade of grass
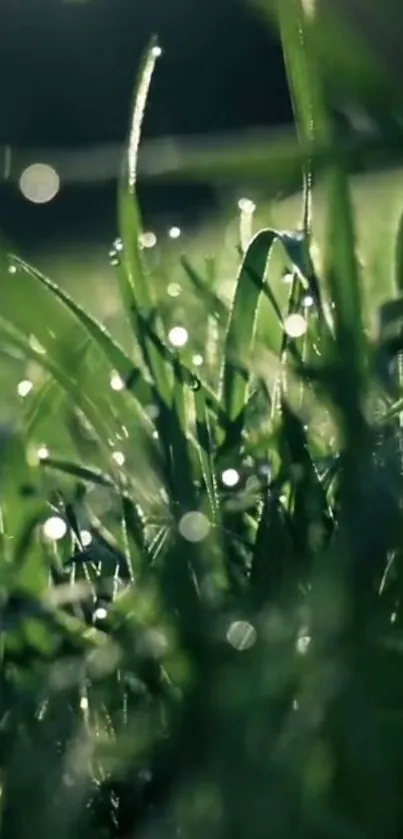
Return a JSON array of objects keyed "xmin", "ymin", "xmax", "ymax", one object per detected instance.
[
  {"xmin": 10, "ymin": 255, "xmax": 153, "ymax": 411},
  {"xmin": 118, "ymin": 38, "xmax": 171, "ymax": 406},
  {"xmin": 221, "ymin": 228, "xmax": 311, "ymax": 435}
]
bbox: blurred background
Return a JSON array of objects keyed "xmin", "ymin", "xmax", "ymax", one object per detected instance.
[
  {"xmin": 1, "ymin": 0, "xmax": 402, "ymax": 330},
  {"xmin": 0, "ymin": 0, "xmax": 291, "ymax": 268}
]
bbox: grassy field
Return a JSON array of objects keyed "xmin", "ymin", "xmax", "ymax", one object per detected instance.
[{"xmin": 2, "ymin": 4, "xmax": 403, "ymax": 839}]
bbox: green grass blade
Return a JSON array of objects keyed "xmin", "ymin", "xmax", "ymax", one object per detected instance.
[
  {"xmin": 274, "ymin": 0, "xmax": 331, "ymax": 235},
  {"xmin": 324, "ymin": 166, "xmax": 366, "ymax": 392},
  {"xmin": 393, "ymin": 210, "xmax": 403, "ymax": 296},
  {"xmin": 221, "ymin": 228, "xmax": 311, "ymax": 432},
  {"xmin": 0, "ymin": 319, "xmax": 115, "ymax": 462},
  {"xmin": 117, "ymin": 39, "xmax": 172, "ymax": 405},
  {"xmin": 10, "ymin": 254, "xmax": 153, "ymax": 409}
]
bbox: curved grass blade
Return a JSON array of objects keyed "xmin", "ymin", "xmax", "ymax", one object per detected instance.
[
  {"xmin": 118, "ymin": 38, "xmax": 171, "ymax": 405},
  {"xmin": 221, "ymin": 228, "xmax": 310, "ymax": 432}
]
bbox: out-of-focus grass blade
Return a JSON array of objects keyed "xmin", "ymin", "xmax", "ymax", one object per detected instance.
[
  {"xmin": 40, "ymin": 458, "xmax": 116, "ymax": 489},
  {"xmin": 181, "ymin": 256, "xmax": 229, "ymax": 326},
  {"xmin": 10, "ymin": 255, "xmax": 153, "ymax": 410},
  {"xmin": 249, "ymin": 491, "xmax": 294, "ymax": 608},
  {"xmin": 154, "ymin": 125, "xmax": 402, "ymax": 183},
  {"xmin": 324, "ymin": 166, "xmax": 366, "ymax": 394},
  {"xmin": 0, "ymin": 319, "xmax": 114, "ymax": 464},
  {"xmin": 0, "ymin": 428, "xmax": 48, "ymax": 594},
  {"xmin": 0, "ymin": 262, "xmax": 130, "ymax": 454},
  {"xmin": 280, "ymin": 401, "xmax": 332, "ymax": 561},
  {"xmin": 393, "ymin": 210, "xmax": 403, "ymax": 296}
]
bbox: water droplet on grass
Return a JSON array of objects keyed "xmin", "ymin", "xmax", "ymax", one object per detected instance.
[
  {"xmin": 29, "ymin": 335, "xmax": 46, "ymax": 354},
  {"xmin": 179, "ymin": 511, "xmax": 210, "ymax": 542},
  {"xmin": 167, "ymin": 283, "xmax": 181, "ymax": 298},
  {"xmin": 17, "ymin": 380, "xmax": 33, "ymax": 397},
  {"xmin": 222, "ymin": 468, "xmax": 240, "ymax": 488},
  {"xmin": 284, "ymin": 314, "xmax": 307, "ymax": 338},
  {"xmin": 37, "ymin": 445, "xmax": 50, "ymax": 461},
  {"xmin": 112, "ymin": 451, "xmax": 125, "ymax": 467},
  {"xmin": 43, "ymin": 516, "xmax": 67, "ymax": 541},
  {"xmin": 192, "ymin": 354, "xmax": 203, "ymax": 367},
  {"xmin": 238, "ymin": 197, "xmax": 256, "ymax": 213},
  {"xmin": 226, "ymin": 620, "xmax": 257, "ymax": 650},
  {"xmin": 139, "ymin": 231, "xmax": 157, "ymax": 249},
  {"xmin": 145, "ymin": 404, "xmax": 159, "ymax": 420},
  {"xmin": 168, "ymin": 326, "xmax": 188, "ymax": 348},
  {"xmin": 110, "ymin": 371, "xmax": 125, "ymax": 391},
  {"xmin": 296, "ymin": 634, "xmax": 310, "ymax": 654},
  {"xmin": 168, "ymin": 226, "xmax": 181, "ymax": 239},
  {"xmin": 80, "ymin": 530, "xmax": 92, "ymax": 547}
]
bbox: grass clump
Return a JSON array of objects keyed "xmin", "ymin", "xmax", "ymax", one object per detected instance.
[{"xmin": 2, "ymin": 4, "xmax": 403, "ymax": 839}]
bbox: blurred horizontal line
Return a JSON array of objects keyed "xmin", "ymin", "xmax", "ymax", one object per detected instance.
[
  {"xmin": 1, "ymin": 127, "xmax": 297, "ymax": 184},
  {"xmin": 1, "ymin": 121, "xmax": 396, "ymax": 188}
]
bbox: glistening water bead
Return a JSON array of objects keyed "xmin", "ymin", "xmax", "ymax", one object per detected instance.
[
  {"xmin": 80, "ymin": 530, "xmax": 92, "ymax": 547},
  {"xmin": 110, "ymin": 371, "xmax": 125, "ymax": 391},
  {"xmin": 179, "ymin": 511, "xmax": 210, "ymax": 543},
  {"xmin": 168, "ymin": 326, "xmax": 188, "ymax": 348},
  {"xmin": 167, "ymin": 283, "xmax": 181, "ymax": 298},
  {"xmin": 283, "ymin": 314, "xmax": 308, "ymax": 338},
  {"xmin": 17, "ymin": 380, "xmax": 33, "ymax": 398},
  {"xmin": 139, "ymin": 232, "xmax": 157, "ymax": 249},
  {"xmin": 19, "ymin": 163, "xmax": 60, "ymax": 204},
  {"xmin": 43, "ymin": 516, "xmax": 67, "ymax": 541},
  {"xmin": 226, "ymin": 621, "xmax": 257, "ymax": 651},
  {"xmin": 37, "ymin": 445, "xmax": 49, "ymax": 461},
  {"xmin": 222, "ymin": 468, "xmax": 240, "ymax": 488},
  {"xmin": 112, "ymin": 451, "xmax": 125, "ymax": 466}
]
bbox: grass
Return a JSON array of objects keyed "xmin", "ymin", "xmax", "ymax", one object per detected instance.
[{"xmin": 2, "ymin": 3, "xmax": 403, "ymax": 838}]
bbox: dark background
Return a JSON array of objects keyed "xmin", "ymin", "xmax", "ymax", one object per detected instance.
[{"xmin": 0, "ymin": 0, "xmax": 292, "ymax": 248}]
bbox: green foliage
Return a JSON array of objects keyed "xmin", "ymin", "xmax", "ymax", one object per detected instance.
[{"xmin": 2, "ymin": 10, "xmax": 403, "ymax": 839}]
